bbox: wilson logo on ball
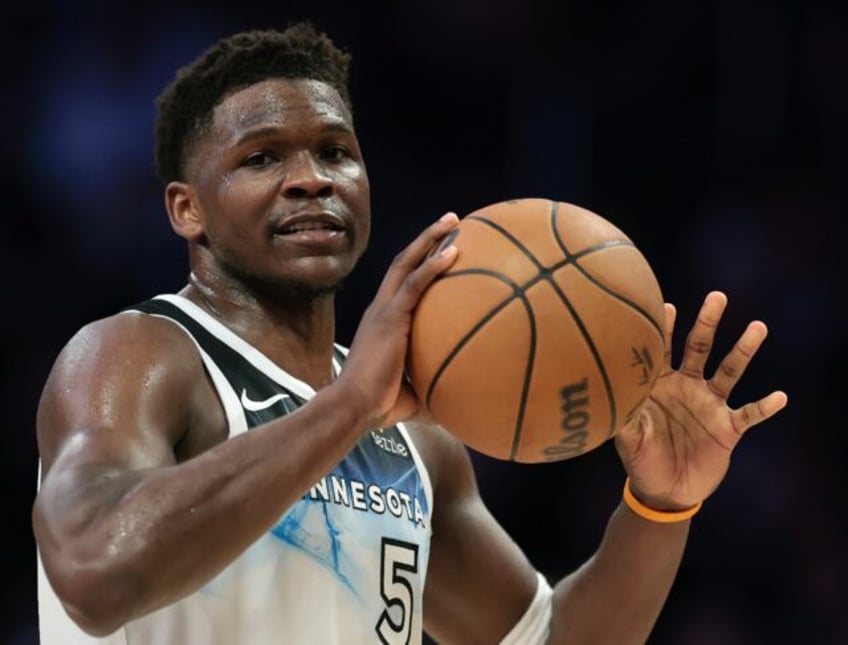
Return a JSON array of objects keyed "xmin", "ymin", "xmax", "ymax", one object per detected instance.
[{"xmin": 540, "ymin": 379, "xmax": 591, "ymax": 459}]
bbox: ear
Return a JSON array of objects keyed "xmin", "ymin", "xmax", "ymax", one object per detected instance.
[{"xmin": 165, "ymin": 181, "xmax": 204, "ymax": 242}]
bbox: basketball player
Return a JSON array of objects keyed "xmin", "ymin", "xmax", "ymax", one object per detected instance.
[{"xmin": 32, "ymin": 22, "xmax": 787, "ymax": 644}]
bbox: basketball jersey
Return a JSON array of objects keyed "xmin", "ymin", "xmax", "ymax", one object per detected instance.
[{"xmin": 37, "ymin": 294, "xmax": 434, "ymax": 645}]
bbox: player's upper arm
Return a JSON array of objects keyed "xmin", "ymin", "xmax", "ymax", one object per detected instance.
[
  {"xmin": 32, "ymin": 312, "xmax": 208, "ymax": 611},
  {"xmin": 409, "ymin": 422, "xmax": 544, "ymax": 645},
  {"xmin": 36, "ymin": 312, "xmax": 200, "ymax": 476}
]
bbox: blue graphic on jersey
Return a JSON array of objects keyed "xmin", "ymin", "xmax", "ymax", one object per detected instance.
[
  {"xmin": 271, "ymin": 427, "xmax": 429, "ymax": 595},
  {"xmin": 272, "ymin": 499, "xmax": 357, "ymax": 593}
]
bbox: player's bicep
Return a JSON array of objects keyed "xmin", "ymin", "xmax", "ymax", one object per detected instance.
[
  {"xmin": 421, "ymin": 429, "xmax": 540, "ymax": 644},
  {"xmin": 36, "ymin": 314, "xmax": 197, "ymax": 496}
]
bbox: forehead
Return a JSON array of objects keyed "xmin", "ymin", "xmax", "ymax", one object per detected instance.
[{"xmin": 210, "ymin": 78, "xmax": 352, "ymax": 137}]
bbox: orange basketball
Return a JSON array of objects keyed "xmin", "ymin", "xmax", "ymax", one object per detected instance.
[{"xmin": 406, "ymin": 198, "xmax": 666, "ymax": 463}]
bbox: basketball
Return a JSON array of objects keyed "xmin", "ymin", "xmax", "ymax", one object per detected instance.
[{"xmin": 406, "ymin": 198, "xmax": 666, "ymax": 463}]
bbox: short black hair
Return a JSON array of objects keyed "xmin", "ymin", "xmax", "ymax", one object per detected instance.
[{"xmin": 154, "ymin": 21, "xmax": 352, "ymax": 184}]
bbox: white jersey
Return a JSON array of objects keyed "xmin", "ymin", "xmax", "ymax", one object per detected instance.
[{"xmin": 37, "ymin": 294, "xmax": 434, "ymax": 645}]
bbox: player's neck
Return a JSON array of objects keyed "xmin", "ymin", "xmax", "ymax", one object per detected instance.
[{"xmin": 181, "ymin": 274, "xmax": 338, "ymax": 390}]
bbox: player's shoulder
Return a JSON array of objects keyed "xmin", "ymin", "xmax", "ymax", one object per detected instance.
[{"xmin": 53, "ymin": 300, "xmax": 201, "ymax": 377}]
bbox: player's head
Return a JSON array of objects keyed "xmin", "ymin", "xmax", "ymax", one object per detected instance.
[
  {"xmin": 154, "ymin": 21, "xmax": 353, "ymax": 185},
  {"xmin": 156, "ymin": 22, "xmax": 370, "ymax": 300}
]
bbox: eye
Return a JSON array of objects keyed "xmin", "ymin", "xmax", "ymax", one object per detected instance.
[
  {"xmin": 242, "ymin": 151, "xmax": 277, "ymax": 168},
  {"xmin": 320, "ymin": 145, "xmax": 352, "ymax": 162}
]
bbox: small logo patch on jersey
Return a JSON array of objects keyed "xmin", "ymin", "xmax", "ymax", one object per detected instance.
[
  {"xmin": 370, "ymin": 430, "xmax": 410, "ymax": 459},
  {"xmin": 240, "ymin": 389, "xmax": 292, "ymax": 412}
]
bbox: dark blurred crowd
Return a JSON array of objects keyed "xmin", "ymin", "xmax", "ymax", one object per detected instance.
[{"xmin": 3, "ymin": 1, "xmax": 845, "ymax": 643}]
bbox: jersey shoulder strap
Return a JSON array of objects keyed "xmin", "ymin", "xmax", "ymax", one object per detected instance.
[{"xmin": 124, "ymin": 296, "xmax": 334, "ymax": 427}]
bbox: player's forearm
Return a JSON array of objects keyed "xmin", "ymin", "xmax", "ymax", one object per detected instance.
[
  {"xmin": 546, "ymin": 501, "xmax": 689, "ymax": 645},
  {"xmin": 35, "ymin": 381, "xmax": 372, "ymax": 636}
]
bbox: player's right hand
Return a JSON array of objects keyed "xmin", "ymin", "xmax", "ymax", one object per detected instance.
[{"xmin": 337, "ymin": 212, "xmax": 459, "ymax": 430}]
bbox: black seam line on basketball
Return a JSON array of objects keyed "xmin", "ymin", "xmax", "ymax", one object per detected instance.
[
  {"xmin": 466, "ymin": 215, "xmax": 546, "ymax": 270},
  {"xmin": 510, "ymin": 294, "xmax": 537, "ymax": 462},
  {"xmin": 442, "ymin": 253, "xmax": 651, "ymax": 319},
  {"xmin": 549, "ymin": 202, "xmax": 663, "ymax": 337},
  {"xmin": 547, "ymin": 202, "xmax": 617, "ymax": 440},
  {"xmin": 424, "ymin": 288, "xmax": 519, "ymax": 408},
  {"xmin": 466, "ymin": 207, "xmax": 639, "ymax": 273},
  {"xmin": 423, "ymin": 269, "xmax": 524, "ymax": 400},
  {"xmin": 549, "ymin": 199, "xmax": 637, "ymax": 258},
  {"xmin": 423, "ymin": 290, "xmax": 538, "ymax": 460},
  {"xmin": 541, "ymin": 271, "xmax": 618, "ymax": 441},
  {"xmin": 438, "ymin": 250, "xmax": 621, "ymax": 288},
  {"xmin": 550, "ymin": 200, "xmax": 572, "ymax": 257},
  {"xmin": 424, "ymin": 259, "xmax": 618, "ymax": 452},
  {"xmin": 422, "ymin": 262, "xmax": 567, "ymax": 413},
  {"xmin": 572, "ymin": 239, "xmax": 635, "ymax": 257},
  {"xmin": 466, "ymin": 212, "xmax": 647, "ymax": 312},
  {"xmin": 435, "ymin": 268, "xmax": 522, "ymax": 289},
  {"xmin": 431, "ymin": 212, "xmax": 637, "ymax": 445},
  {"xmin": 564, "ymin": 247, "xmax": 665, "ymax": 338}
]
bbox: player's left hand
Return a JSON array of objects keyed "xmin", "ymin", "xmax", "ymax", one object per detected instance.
[{"xmin": 613, "ymin": 290, "xmax": 788, "ymax": 511}]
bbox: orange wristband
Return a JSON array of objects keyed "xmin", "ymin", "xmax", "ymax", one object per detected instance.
[{"xmin": 623, "ymin": 478, "xmax": 702, "ymax": 523}]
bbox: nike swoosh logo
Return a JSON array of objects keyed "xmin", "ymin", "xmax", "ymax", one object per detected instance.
[{"xmin": 240, "ymin": 389, "xmax": 291, "ymax": 412}]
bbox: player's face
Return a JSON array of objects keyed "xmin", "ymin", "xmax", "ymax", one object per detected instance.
[{"xmin": 185, "ymin": 78, "xmax": 370, "ymax": 294}]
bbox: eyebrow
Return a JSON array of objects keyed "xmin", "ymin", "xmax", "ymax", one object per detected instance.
[{"xmin": 234, "ymin": 122, "xmax": 354, "ymax": 148}]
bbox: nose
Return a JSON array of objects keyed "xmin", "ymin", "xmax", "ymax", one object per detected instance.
[{"xmin": 281, "ymin": 151, "xmax": 333, "ymax": 198}]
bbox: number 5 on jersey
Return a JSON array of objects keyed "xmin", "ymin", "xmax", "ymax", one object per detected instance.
[{"xmin": 376, "ymin": 538, "xmax": 419, "ymax": 645}]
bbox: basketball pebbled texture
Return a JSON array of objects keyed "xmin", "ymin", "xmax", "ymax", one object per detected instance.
[{"xmin": 407, "ymin": 198, "xmax": 666, "ymax": 463}]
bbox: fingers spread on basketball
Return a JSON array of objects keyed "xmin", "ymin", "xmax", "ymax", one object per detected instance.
[
  {"xmin": 378, "ymin": 212, "xmax": 459, "ymax": 297},
  {"xmin": 396, "ymin": 240, "xmax": 458, "ymax": 311},
  {"xmin": 680, "ymin": 291, "xmax": 727, "ymax": 377}
]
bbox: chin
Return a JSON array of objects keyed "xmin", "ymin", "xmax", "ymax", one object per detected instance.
[
  {"xmin": 281, "ymin": 279, "xmax": 345, "ymax": 302},
  {"xmin": 248, "ymin": 256, "xmax": 358, "ymax": 301},
  {"xmin": 263, "ymin": 270, "xmax": 348, "ymax": 300}
]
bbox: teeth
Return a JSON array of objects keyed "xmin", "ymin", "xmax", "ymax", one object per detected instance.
[{"xmin": 284, "ymin": 223, "xmax": 334, "ymax": 233}]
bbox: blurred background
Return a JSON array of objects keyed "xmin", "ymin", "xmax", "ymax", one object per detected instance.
[{"xmin": 3, "ymin": 0, "xmax": 846, "ymax": 643}]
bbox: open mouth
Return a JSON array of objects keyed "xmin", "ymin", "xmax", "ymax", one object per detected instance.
[
  {"xmin": 271, "ymin": 218, "xmax": 347, "ymax": 247},
  {"xmin": 275, "ymin": 220, "xmax": 345, "ymax": 235}
]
